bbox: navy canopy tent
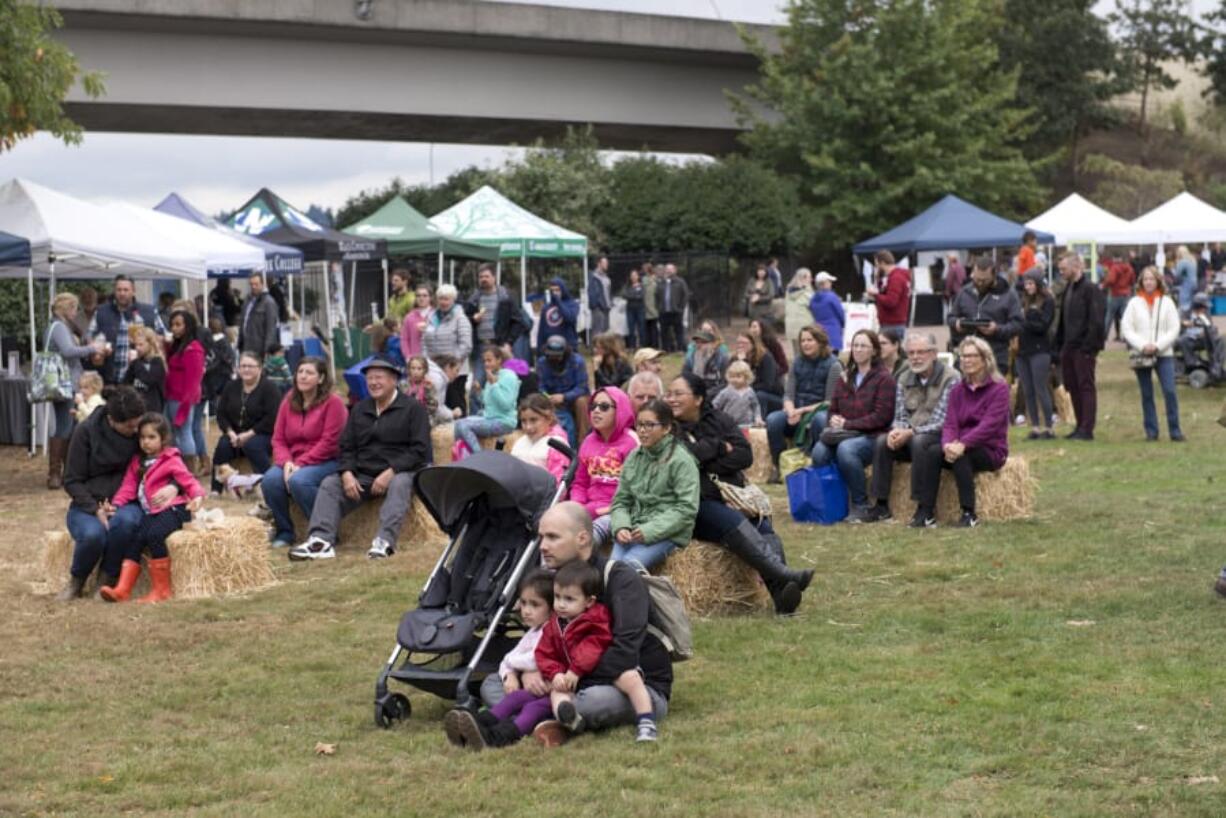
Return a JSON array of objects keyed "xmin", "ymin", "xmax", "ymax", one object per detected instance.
[
  {"xmin": 155, "ymin": 193, "xmax": 304, "ymax": 276},
  {"xmin": 853, "ymin": 195, "xmax": 1055, "ymax": 254},
  {"xmin": 0, "ymin": 230, "xmax": 31, "ymax": 267},
  {"xmin": 224, "ymin": 188, "xmax": 383, "ymax": 263}
]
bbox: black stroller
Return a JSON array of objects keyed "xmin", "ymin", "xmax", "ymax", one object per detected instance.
[{"xmin": 374, "ymin": 443, "xmax": 577, "ymax": 727}]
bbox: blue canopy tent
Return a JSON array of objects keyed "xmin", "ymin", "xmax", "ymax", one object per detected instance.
[
  {"xmin": 0, "ymin": 230, "xmax": 31, "ymax": 267},
  {"xmin": 853, "ymin": 195, "xmax": 1055, "ymax": 254},
  {"xmin": 154, "ymin": 193, "xmax": 304, "ymax": 277}
]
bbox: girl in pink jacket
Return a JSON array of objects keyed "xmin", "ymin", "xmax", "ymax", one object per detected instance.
[
  {"xmin": 100, "ymin": 413, "xmax": 204, "ymax": 604},
  {"xmin": 568, "ymin": 386, "xmax": 638, "ymax": 546}
]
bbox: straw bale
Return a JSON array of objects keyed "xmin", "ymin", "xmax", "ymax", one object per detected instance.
[
  {"xmin": 1011, "ymin": 383, "xmax": 1075, "ymax": 427},
  {"xmin": 290, "ymin": 495, "xmax": 446, "ymax": 553},
  {"xmin": 430, "ymin": 424, "xmax": 523, "ymax": 464},
  {"xmin": 656, "ymin": 540, "xmax": 770, "ymax": 617},
  {"xmin": 43, "ymin": 516, "xmax": 276, "ymax": 599},
  {"xmin": 882, "ymin": 456, "xmax": 1036, "ymax": 524},
  {"xmin": 745, "ymin": 427, "xmax": 772, "ymax": 484}
]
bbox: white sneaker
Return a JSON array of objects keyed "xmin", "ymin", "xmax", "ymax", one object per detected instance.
[
  {"xmin": 367, "ymin": 537, "xmax": 395, "ymax": 559},
  {"xmin": 288, "ymin": 537, "xmax": 334, "ymax": 561}
]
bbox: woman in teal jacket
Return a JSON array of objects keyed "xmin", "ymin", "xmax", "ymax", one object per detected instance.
[
  {"xmin": 452, "ymin": 345, "xmax": 520, "ymax": 455},
  {"xmin": 608, "ymin": 398, "xmax": 700, "ymax": 570}
]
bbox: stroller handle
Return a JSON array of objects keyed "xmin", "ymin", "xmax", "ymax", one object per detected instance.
[{"xmin": 548, "ymin": 438, "xmax": 581, "ymax": 491}]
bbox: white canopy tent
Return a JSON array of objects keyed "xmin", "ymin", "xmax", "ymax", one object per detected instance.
[
  {"xmin": 1115, "ymin": 192, "xmax": 1226, "ymax": 245},
  {"xmin": 1026, "ymin": 193, "xmax": 1132, "ymax": 246},
  {"xmin": 108, "ymin": 202, "xmax": 265, "ymax": 276}
]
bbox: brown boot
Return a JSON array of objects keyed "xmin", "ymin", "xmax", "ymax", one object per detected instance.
[
  {"xmin": 196, "ymin": 453, "xmax": 212, "ymax": 477},
  {"xmin": 46, "ymin": 437, "xmax": 68, "ymax": 490},
  {"xmin": 100, "ymin": 559, "xmax": 142, "ymax": 603},
  {"xmin": 55, "ymin": 574, "xmax": 87, "ymax": 602},
  {"xmin": 137, "ymin": 557, "xmax": 173, "ymax": 604},
  {"xmin": 183, "ymin": 455, "xmax": 200, "ymax": 475}
]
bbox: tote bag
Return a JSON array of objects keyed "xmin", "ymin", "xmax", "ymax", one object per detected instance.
[
  {"xmin": 28, "ymin": 322, "xmax": 73, "ymax": 403},
  {"xmin": 786, "ymin": 464, "xmax": 848, "ymax": 525}
]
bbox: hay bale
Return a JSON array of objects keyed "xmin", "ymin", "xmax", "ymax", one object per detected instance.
[
  {"xmin": 883, "ymin": 456, "xmax": 1036, "ymax": 524},
  {"xmin": 43, "ymin": 516, "xmax": 276, "ymax": 599},
  {"xmin": 290, "ymin": 494, "xmax": 446, "ymax": 552},
  {"xmin": 430, "ymin": 424, "xmax": 523, "ymax": 464},
  {"xmin": 745, "ymin": 427, "xmax": 772, "ymax": 484},
  {"xmin": 1053, "ymin": 385, "xmax": 1076, "ymax": 427},
  {"xmin": 656, "ymin": 540, "xmax": 771, "ymax": 617}
]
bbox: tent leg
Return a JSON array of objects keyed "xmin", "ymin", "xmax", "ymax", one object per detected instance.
[
  {"xmin": 322, "ymin": 262, "xmax": 336, "ymax": 384},
  {"xmin": 381, "ymin": 258, "xmax": 388, "ymax": 321},
  {"xmin": 438, "ymin": 250, "xmax": 444, "ymax": 287},
  {"xmin": 348, "ymin": 262, "xmax": 357, "ymax": 325},
  {"xmin": 520, "ymin": 252, "xmax": 527, "ymax": 311},
  {"xmin": 583, "ymin": 252, "xmax": 590, "ymax": 347},
  {"xmin": 27, "ymin": 268, "xmax": 36, "ymax": 456},
  {"xmin": 449, "ymin": 259, "xmax": 455, "ymax": 286},
  {"xmin": 495, "ymin": 259, "xmax": 501, "ymax": 286}
]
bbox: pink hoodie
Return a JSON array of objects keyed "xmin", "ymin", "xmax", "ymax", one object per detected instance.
[
  {"xmin": 112, "ymin": 446, "xmax": 205, "ymax": 513},
  {"xmin": 569, "ymin": 387, "xmax": 638, "ymax": 518}
]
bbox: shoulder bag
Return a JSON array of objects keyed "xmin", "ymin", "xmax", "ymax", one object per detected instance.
[{"xmin": 28, "ymin": 321, "xmax": 74, "ymax": 403}]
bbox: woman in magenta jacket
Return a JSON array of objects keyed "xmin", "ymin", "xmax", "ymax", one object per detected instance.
[
  {"xmin": 262, "ymin": 356, "xmax": 349, "ymax": 548},
  {"xmin": 163, "ymin": 309, "xmax": 206, "ymax": 471},
  {"xmin": 925, "ymin": 336, "xmax": 1010, "ymax": 528}
]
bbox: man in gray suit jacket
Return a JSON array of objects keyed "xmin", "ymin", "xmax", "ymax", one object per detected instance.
[{"xmin": 238, "ymin": 272, "xmax": 280, "ymax": 357}]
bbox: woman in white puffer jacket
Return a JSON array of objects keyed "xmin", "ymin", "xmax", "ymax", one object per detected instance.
[{"xmin": 1121, "ymin": 266, "xmax": 1184, "ymax": 442}]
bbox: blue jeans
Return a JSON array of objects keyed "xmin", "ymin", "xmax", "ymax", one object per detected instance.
[
  {"xmin": 1135, "ymin": 356, "xmax": 1182, "ymax": 439},
  {"xmin": 164, "ymin": 400, "xmax": 199, "ymax": 456},
  {"xmin": 52, "ymin": 400, "xmax": 74, "ymax": 440},
  {"xmin": 192, "ymin": 403, "xmax": 206, "ymax": 458},
  {"xmin": 765, "ymin": 409, "xmax": 828, "ymax": 459},
  {"xmin": 555, "ymin": 408, "xmax": 578, "ymax": 448},
  {"xmin": 261, "ymin": 461, "xmax": 339, "ymax": 543},
  {"xmin": 453, "ymin": 416, "xmax": 512, "ymax": 454},
  {"xmin": 66, "ymin": 503, "xmax": 145, "ymax": 579},
  {"xmin": 625, "ymin": 303, "xmax": 645, "ymax": 348},
  {"xmin": 610, "ymin": 539, "xmax": 681, "ymax": 571},
  {"xmin": 811, "ymin": 434, "xmax": 876, "ymax": 507}
]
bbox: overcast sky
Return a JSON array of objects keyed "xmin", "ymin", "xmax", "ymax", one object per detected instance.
[{"xmin": 0, "ymin": 0, "xmax": 1214, "ymax": 218}]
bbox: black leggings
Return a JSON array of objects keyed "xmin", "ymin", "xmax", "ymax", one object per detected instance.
[
  {"xmin": 124, "ymin": 505, "xmax": 191, "ymax": 562},
  {"xmin": 940, "ymin": 447, "xmax": 998, "ymax": 513}
]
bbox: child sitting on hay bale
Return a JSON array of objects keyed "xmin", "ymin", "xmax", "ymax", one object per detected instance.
[
  {"xmin": 509, "ymin": 393, "xmax": 571, "ymax": 484},
  {"xmin": 100, "ymin": 413, "xmax": 204, "ymax": 603}
]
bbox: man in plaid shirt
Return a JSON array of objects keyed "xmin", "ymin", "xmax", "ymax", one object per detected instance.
[
  {"xmin": 860, "ymin": 331, "xmax": 960, "ymax": 528},
  {"xmin": 89, "ymin": 275, "xmax": 168, "ymax": 385}
]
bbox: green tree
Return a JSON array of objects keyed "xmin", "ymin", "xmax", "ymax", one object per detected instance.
[
  {"xmin": 1201, "ymin": 1, "xmax": 1226, "ymax": 106},
  {"xmin": 1110, "ymin": 0, "xmax": 1201, "ymax": 133},
  {"xmin": 996, "ymin": 0, "xmax": 1123, "ymax": 177},
  {"xmin": 497, "ymin": 126, "xmax": 610, "ymax": 248},
  {"xmin": 0, "ymin": 0, "xmax": 104, "ymax": 151},
  {"xmin": 1080, "ymin": 153, "xmax": 1183, "ymax": 217},
  {"xmin": 735, "ymin": 0, "xmax": 1044, "ymax": 257}
]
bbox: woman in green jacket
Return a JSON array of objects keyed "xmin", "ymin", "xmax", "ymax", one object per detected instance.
[{"xmin": 608, "ymin": 398, "xmax": 700, "ymax": 570}]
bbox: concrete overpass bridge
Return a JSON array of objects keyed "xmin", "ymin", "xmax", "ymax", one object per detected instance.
[{"xmin": 53, "ymin": 0, "xmax": 778, "ymax": 154}]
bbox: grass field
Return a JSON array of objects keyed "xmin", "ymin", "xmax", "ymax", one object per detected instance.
[{"xmin": 2, "ymin": 349, "xmax": 1225, "ymax": 817}]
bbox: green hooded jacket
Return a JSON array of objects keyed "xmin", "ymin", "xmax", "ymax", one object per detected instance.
[{"xmin": 608, "ymin": 433, "xmax": 700, "ymax": 546}]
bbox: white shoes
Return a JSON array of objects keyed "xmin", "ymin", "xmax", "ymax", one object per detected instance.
[
  {"xmin": 288, "ymin": 537, "xmax": 335, "ymax": 561},
  {"xmin": 367, "ymin": 537, "xmax": 395, "ymax": 559}
]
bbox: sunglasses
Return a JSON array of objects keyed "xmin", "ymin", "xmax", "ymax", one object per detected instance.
[{"xmin": 589, "ymin": 401, "xmax": 616, "ymax": 413}]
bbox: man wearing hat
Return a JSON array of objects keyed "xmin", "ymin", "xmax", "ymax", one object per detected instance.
[
  {"xmin": 538, "ymin": 335, "xmax": 591, "ymax": 446},
  {"xmin": 288, "ymin": 355, "xmax": 431, "ymax": 562},
  {"xmin": 808, "ymin": 271, "xmax": 846, "ymax": 352},
  {"xmin": 632, "ymin": 347, "xmax": 664, "ymax": 376}
]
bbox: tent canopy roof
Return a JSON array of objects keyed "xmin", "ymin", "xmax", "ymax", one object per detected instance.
[
  {"xmin": 225, "ymin": 188, "xmax": 384, "ymax": 263},
  {"xmin": 1026, "ymin": 193, "xmax": 1131, "ymax": 246},
  {"xmin": 0, "ymin": 178, "xmax": 206, "ymax": 279},
  {"xmin": 110, "ymin": 202, "xmax": 266, "ymax": 276},
  {"xmin": 854, "ymin": 194, "xmax": 1055, "ymax": 254},
  {"xmin": 0, "ymin": 230, "xmax": 31, "ymax": 268},
  {"xmin": 156, "ymin": 193, "xmax": 304, "ymax": 276},
  {"xmin": 1122, "ymin": 192, "xmax": 1226, "ymax": 244},
  {"xmin": 343, "ymin": 196, "xmax": 500, "ymax": 261},
  {"xmin": 429, "ymin": 185, "xmax": 588, "ymax": 259}
]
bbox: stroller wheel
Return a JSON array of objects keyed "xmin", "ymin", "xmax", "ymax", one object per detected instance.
[
  {"xmin": 375, "ymin": 693, "xmax": 411, "ymax": 728},
  {"xmin": 1189, "ymin": 369, "xmax": 1211, "ymax": 389}
]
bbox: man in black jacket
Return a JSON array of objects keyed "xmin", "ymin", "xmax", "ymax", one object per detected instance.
[
  {"xmin": 238, "ymin": 273, "xmax": 280, "ymax": 357},
  {"xmin": 474, "ymin": 501, "xmax": 672, "ymax": 746},
  {"xmin": 947, "ymin": 256, "xmax": 1024, "ymax": 374},
  {"xmin": 1055, "ymin": 252, "xmax": 1106, "ymax": 441},
  {"xmin": 288, "ymin": 355, "xmax": 430, "ymax": 561}
]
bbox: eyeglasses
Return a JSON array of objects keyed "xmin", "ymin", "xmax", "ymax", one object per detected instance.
[
  {"xmin": 665, "ymin": 390, "xmax": 692, "ymax": 399},
  {"xmin": 589, "ymin": 402, "xmax": 616, "ymax": 413},
  {"xmin": 636, "ymin": 420, "xmax": 664, "ymax": 430},
  {"xmin": 907, "ymin": 348, "xmax": 936, "ymax": 356}
]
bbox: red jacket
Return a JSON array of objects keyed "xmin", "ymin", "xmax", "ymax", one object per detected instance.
[
  {"xmin": 534, "ymin": 603, "xmax": 613, "ymax": 682},
  {"xmin": 112, "ymin": 447, "xmax": 204, "ymax": 513},
  {"xmin": 1105, "ymin": 261, "xmax": 1136, "ymax": 297},
  {"xmin": 163, "ymin": 339, "xmax": 205, "ymax": 426},
  {"xmin": 271, "ymin": 393, "xmax": 348, "ymax": 467},
  {"xmin": 876, "ymin": 266, "xmax": 912, "ymax": 326}
]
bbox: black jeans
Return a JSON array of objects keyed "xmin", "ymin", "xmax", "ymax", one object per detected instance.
[
  {"xmin": 211, "ymin": 433, "xmax": 273, "ymax": 491},
  {"xmin": 869, "ymin": 432, "xmax": 941, "ymax": 507},
  {"xmin": 126, "ymin": 505, "xmax": 191, "ymax": 562},
  {"xmin": 919, "ymin": 446, "xmax": 998, "ymax": 513},
  {"xmin": 659, "ymin": 312, "xmax": 685, "ymax": 353}
]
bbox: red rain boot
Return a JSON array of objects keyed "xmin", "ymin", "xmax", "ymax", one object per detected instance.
[
  {"xmin": 99, "ymin": 559, "xmax": 142, "ymax": 603},
  {"xmin": 136, "ymin": 557, "xmax": 173, "ymax": 604}
]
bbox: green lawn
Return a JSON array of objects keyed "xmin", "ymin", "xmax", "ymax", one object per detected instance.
[{"xmin": 2, "ymin": 350, "xmax": 1225, "ymax": 817}]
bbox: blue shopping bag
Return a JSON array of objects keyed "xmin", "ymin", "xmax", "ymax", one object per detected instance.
[
  {"xmin": 343, "ymin": 356, "xmax": 374, "ymax": 402},
  {"xmin": 786, "ymin": 464, "xmax": 848, "ymax": 525}
]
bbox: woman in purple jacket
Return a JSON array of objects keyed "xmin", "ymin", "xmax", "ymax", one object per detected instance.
[{"xmin": 926, "ymin": 336, "xmax": 1010, "ymax": 528}]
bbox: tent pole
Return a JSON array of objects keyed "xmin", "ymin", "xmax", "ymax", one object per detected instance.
[
  {"xmin": 381, "ymin": 258, "xmax": 388, "ymax": 321},
  {"xmin": 583, "ymin": 252, "xmax": 590, "ymax": 347},
  {"xmin": 348, "ymin": 262, "xmax": 357, "ymax": 325},
  {"xmin": 449, "ymin": 259, "xmax": 455, "ymax": 286},
  {"xmin": 322, "ymin": 262, "xmax": 336, "ymax": 383},
  {"xmin": 27, "ymin": 267, "xmax": 36, "ymax": 456},
  {"xmin": 520, "ymin": 250, "xmax": 527, "ymax": 309},
  {"xmin": 438, "ymin": 250, "xmax": 444, "ymax": 287},
  {"xmin": 287, "ymin": 274, "xmax": 295, "ymax": 336},
  {"xmin": 496, "ymin": 259, "xmax": 501, "ymax": 286}
]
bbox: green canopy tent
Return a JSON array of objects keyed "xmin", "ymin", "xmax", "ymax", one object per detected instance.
[
  {"xmin": 428, "ymin": 185, "xmax": 589, "ymax": 305},
  {"xmin": 342, "ymin": 196, "xmax": 501, "ymax": 301}
]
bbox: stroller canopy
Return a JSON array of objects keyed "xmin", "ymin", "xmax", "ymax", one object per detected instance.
[{"xmin": 414, "ymin": 452, "xmax": 559, "ymax": 532}]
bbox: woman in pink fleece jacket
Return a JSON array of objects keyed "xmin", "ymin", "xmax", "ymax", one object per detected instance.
[
  {"xmin": 100, "ymin": 413, "xmax": 204, "ymax": 604},
  {"xmin": 569, "ymin": 386, "xmax": 638, "ymax": 546},
  {"xmin": 163, "ymin": 309, "xmax": 206, "ymax": 468},
  {"xmin": 262, "ymin": 357, "xmax": 349, "ymax": 548}
]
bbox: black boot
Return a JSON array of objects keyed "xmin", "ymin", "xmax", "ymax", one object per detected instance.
[
  {"xmin": 55, "ymin": 574, "xmax": 87, "ymax": 602},
  {"xmin": 722, "ymin": 520, "xmax": 813, "ymax": 615},
  {"xmin": 487, "ymin": 718, "xmax": 523, "ymax": 748}
]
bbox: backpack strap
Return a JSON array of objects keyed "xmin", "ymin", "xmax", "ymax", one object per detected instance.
[{"xmin": 603, "ymin": 558, "xmax": 675, "ymax": 656}]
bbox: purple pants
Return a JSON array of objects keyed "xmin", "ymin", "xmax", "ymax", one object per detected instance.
[
  {"xmin": 490, "ymin": 688, "xmax": 553, "ymax": 736},
  {"xmin": 1061, "ymin": 347, "xmax": 1098, "ymax": 436}
]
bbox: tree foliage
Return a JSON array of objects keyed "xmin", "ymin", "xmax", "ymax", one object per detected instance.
[
  {"xmin": 0, "ymin": 0, "xmax": 104, "ymax": 151},
  {"xmin": 1080, "ymin": 153, "xmax": 1183, "ymax": 217},
  {"xmin": 1109, "ymin": 0, "xmax": 1200, "ymax": 133},
  {"xmin": 734, "ymin": 0, "xmax": 1045, "ymax": 257},
  {"xmin": 1202, "ymin": 1, "xmax": 1226, "ymax": 107}
]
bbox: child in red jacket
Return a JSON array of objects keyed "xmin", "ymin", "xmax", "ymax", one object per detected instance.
[
  {"xmin": 100, "ymin": 413, "xmax": 203, "ymax": 604},
  {"xmin": 539, "ymin": 560, "xmax": 660, "ymax": 743}
]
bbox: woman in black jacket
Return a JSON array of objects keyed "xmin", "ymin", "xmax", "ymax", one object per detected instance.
[
  {"xmin": 1017, "ymin": 270, "xmax": 1055, "ymax": 440},
  {"xmin": 665, "ymin": 372, "xmax": 812, "ymax": 614},
  {"xmin": 210, "ymin": 351, "xmax": 283, "ymax": 493}
]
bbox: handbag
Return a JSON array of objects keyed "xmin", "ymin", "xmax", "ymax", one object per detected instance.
[
  {"xmin": 778, "ymin": 447, "xmax": 810, "ymax": 478},
  {"xmin": 786, "ymin": 464, "xmax": 848, "ymax": 525},
  {"xmin": 709, "ymin": 473, "xmax": 773, "ymax": 520},
  {"xmin": 819, "ymin": 426, "xmax": 862, "ymax": 448},
  {"xmin": 1128, "ymin": 298, "xmax": 1161, "ymax": 370},
  {"xmin": 27, "ymin": 322, "xmax": 74, "ymax": 403}
]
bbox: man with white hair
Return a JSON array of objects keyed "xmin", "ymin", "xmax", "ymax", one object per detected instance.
[{"xmin": 626, "ymin": 371, "xmax": 664, "ymax": 412}]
